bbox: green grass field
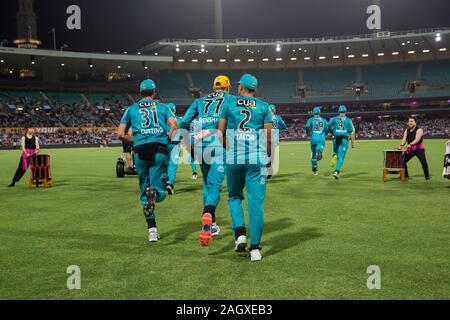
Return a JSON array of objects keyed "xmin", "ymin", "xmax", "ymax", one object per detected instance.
[{"xmin": 1, "ymin": 140, "xmax": 449, "ymax": 300}]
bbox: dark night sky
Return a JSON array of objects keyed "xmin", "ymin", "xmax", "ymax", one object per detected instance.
[{"xmin": 1, "ymin": 0, "xmax": 450, "ymax": 53}]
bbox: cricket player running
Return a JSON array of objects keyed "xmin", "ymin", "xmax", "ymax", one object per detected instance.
[
  {"xmin": 328, "ymin": 105, "xmax": 354, "ymax": 179},
  {"xmin": 218, "ymin": 74, "xmax": 273, "ymax": 262},
  {"xmin": 181, "ymin": 75, "xmax": 234, "ymax": 246},
  {"xmin": 117, "ymin": 80, "xmax": 178, "ymax": 242},
  {"xmin": 166, "ymin": 102, "xmax": 183, "ymax": 195},
  {"xmin": 305, "ymin": 106, "xmax": 329, "ymax": 176}
]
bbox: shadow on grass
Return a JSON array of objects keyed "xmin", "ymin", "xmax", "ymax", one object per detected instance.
[
  {"xmin": 159, "ymin": 221, "xmax": 200, "ymax": 246},
  {"xmin": 264, "ymin": 227, "xmax": 322, "ymax": 258},
  {"xmin": 175, "ymin": 185, "xmax": 203, "ymax": 193}
]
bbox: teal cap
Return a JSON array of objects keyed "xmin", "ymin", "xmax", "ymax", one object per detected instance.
[
  {"xmin": 140, "ymin": 79, "xmax": 156, "ymax": 92},
  {"xmin": 238, "ymin": 74, "xmax": 258, "ymax": 90},
  {"xmin": 269, "ymin": 104, "xmax": 276, "ymax": 112},
  {"xmin": 167, "ymin": 102, "xmax": 176, "ymax": 114},
  {"xmin": 313, "ymin": 106, "xmax": 321, "ymax": 115},
  {"xmin": 338, "ymin": 105, "xmax": 347, "ymax": 113}
]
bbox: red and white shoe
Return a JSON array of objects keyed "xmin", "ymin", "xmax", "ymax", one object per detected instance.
[{"xmin": 199, "ymin": 213, "xmax": 212, "ymax": 247}]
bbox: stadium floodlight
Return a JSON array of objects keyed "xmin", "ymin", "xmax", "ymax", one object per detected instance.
[
  {"xmin": 219, "ymin": 59, "xmax": 226, "ymax": 62},
  {"xmin": 117, "ymin": 65, "xmax": 121, "ymax": 69},
  {"xmin": 377, "ymin": 53, "xmax": 384, "ymax": 56},
  {"xmin": 226, "ymin": 48, "xmax": 230, "ymax": 52},
  {"xmin": 332, "ymin": 55, "xmax": 340, "ymax": 59},
  {"xmin": 262, "ymin": 58, "xmax": 269, "ymax": 62},
  {"xmin": 106, "ymin": 50, "xmax": 110, "ymax": 54},
  {"xmin": 0, "ymin": 59, "xmax": 4, "ymax": 63},
  {"xmin": 206, "ymin": 59, "xmax": 213, "ymax": 63},
  {"xmin": 422, "ymin": 49, "xmax": 430, "ymax": 53},
  {"xmin": 439, "ymin": 48, "xmax": 447, "ymax": 52},
  {"xmin": 304, "ymin": 57, "xmax": 311, "ymax": 60},
  {"xmin": 290, "ymin": 57, "xmax": 297, "ymax": 61},
  {"xmin": 435, "ymin": 34, "xmax": 442, "ymax": 42},
  {"xmin": 401, "ymin": 42, "xmax": 405, "ymax": 46},
  {"xmin": 30, "ymin": 56, "xmax": 36, "ymax": 65},
  {"xmin": 154, "ymin": 52, "xmax": 158, "ymax": 56},
  {"xmin": 178, "ymin": 59, "xmax": 185, "ymax": 62},
  {"xmin": 346, "ymin": 46, "xmax": 350, "ymax": 50},
  {"xmin": 187, "ymin": 50, "xmax": 191, "ymax": 53},
  {"xmin": 200, "ymin": 48, "xmax": 205, "ymax": 53},
  {"xmin": 348, "ymin": 54, "xmax": 355, "ymax": 58},
  {"xmin": 123, "ymin": 51, "xmax": 128, "ymax": 54},
  {"xmin": 248, "ymin": 58, "xmax": 255, "ymax": 62},
  {"xmin": 61, "ymin": 63, "xmax": 65, "ymax": 67},
  {"xmin": 318, "ymin": 56, "xmax": 326, "ymax": 60},
  {"xmin": 234, "ymin": 59, "xmax": 241, "ymax": 62},
  {"xmin": 9, "ymin": 69, "xmax": 13, "ymax": 74},
  {"xmin": 137, "ymin": 52, "xmax": 142, "ymax": 55},
  {"xmin": 175, "ymin": 48, "xmax": 180, "ymax": 52},
  {"xmin": 191, "ymin": 59, "xmax": 198, "ymax": 62},
  {"xmin": 392, "ymin": 51, "xmax": 399, "ymax": 55},
  {"xmin": 415, "ymin": 42, "xmax": 419, "ymax": 46},
  {"xmin": 407, "ymin": 50, "xmax": 415, "ymax": 54},
  {"xmin": 276, "ymin": 58, "xmax": 283, "ymax": 61},
  {"xmin": 407, "ymin": 41, "xmax": 411, "ymax": 44},
  {"xmin": 362, "ymin": 53, "xmax": 369, "ymax": 57}
]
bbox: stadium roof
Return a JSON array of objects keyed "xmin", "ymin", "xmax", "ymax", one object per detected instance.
[{"xmin": 141, "ymin": 28, "xmax": 450, "ymax": 69}]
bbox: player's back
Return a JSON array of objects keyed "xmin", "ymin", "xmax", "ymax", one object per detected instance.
[
  {"xmin": 122, "ymin": 99, "xmax": 172, "ymax": 147},
  {"xmin": 221, "ymin": 95, "xmax": 272, "ymax": 163},
  {"xmin": 306, "ymin": 116, "xmax": 328, "ymax": 142},
  {"xmin": 329, "ymin": 116, "xmax": 353, "ymax": 137}
]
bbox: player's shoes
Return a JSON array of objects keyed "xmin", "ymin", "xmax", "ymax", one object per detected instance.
[
  {"xmin": 144, "ymin": 187, "xmax": 157, "ymax": 217},
  {"xmin": 234, "ymin": 235, "xmax": 247, "ymax": 252},
  {"xmin": 211, "ymin": 223, "xmax": 221, "ymax": 237},
  {"xmin": 166, "ymin": 184, "xmax": 174, "ymax": 195},
  {"xmin": 148, "ymin": 227, "xmax": 159, "ymax": 242},
  {"xmin": 250, "ymin": 249, "xmax": 262, "ymax": 262},
  {"xmin": 331, "ymin": 155, "xmax": 337, "ymax": 168},
  {"xmin": 8, "ymin": 181, "xmax": 15, "ymax": 187},
  {"xmin": 192, "ymin": 172, "xmax": 198, "ymax": 180},
  {"xmin": 313, "ymin": 170, "xmax": 318, "ymax": 176},
  {"xmin": 333, "ymin": 171, "xmax": 340, "ymax": 179},
  {"xmin": 199, "ymin": 213, "xmax": 212, "ymax": 247}
]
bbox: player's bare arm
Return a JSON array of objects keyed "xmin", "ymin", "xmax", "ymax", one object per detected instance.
[{"xmin": 117, "ymin": 123, "xmax": 134, "ymax": 144}]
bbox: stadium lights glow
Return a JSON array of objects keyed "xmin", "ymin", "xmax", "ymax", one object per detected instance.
[
  {"xmin": 206, "ymin": 59, "xmax": 213, "ymax": 63},
  {"xmin": 117, "ymin": 65, "xmax": 121, "ymax": 69},
  {"xmin": 123, "ymin": 51, "xmax": 128, "ymax": 54},
  {"xmin": 407, "ymin": 41, "xmax": 411, "ymax": 44},
  {"xmin": 0, "ymin": 59, "xmax": 4, "ymax": 63},
  {"xmin": 175, "ymin": 48, "xmax": 180, "ymax": 52},
  {"xmin": 234, "ymin": 59, "xmax": 241, "ymax": 62},
  {"xmin": 319, "ymin": 56, "xmax": 326, "ymax": 60},
  {"xmin": 401, "ymin": 43, "xmax": 405, "ymax": 46},
  {"xmin": 89, "ymin": 64, "xmax": 94, "ymax": 68},
  {"xmin": 392, "ymin": 51, "xmax": 399, "ymax": 55},
  {"xmin": 332, "ymin": 55, "xmax": 339, "ymax": 59},
  {"xmin": 154, "ymin": 52, "xmax": 158, "ymax": 56},
  {"xmin": 362, "ymin": 53, "xmax": 369, "ymax": 57},
  {"xmin": 262, "ymin": 58, "xmax": 269, "ymax": 62},
  {"xmin": 377, "ymin": 53, "xmax": 385, "ymax": 57},
  {"xmin": 422, "ymin": 49, "xmax": 430, "ymax": 53},
  {"xmin": 304, "ymin": 57, "xmax": 311, "ymax": 60},
  {"xmin": 276, "ymin": 44, "xmax": 281, "ymax": 52},
  {"xmin": 201, "ymin": 44, "xmax": 205, "ymax": 48},
  {"xmin": 276, "ymin": 58, "xmax": 283, "ymax": 61},
  {"xmin": 61, "ymin": 63, "xmax": 65, "ymax": 67},
  {"xmin": 348, "ymin": 54, "xmax": 355, "ymax": 58},
  {"xmin": 187, "ymin": 50, "xmax": 191, "ymax": 53},
  {"xmin": 414, "ymin": 43, "xmax": 418, "ymax": 46},
  {"xmin": 439, "ymin": 48, "xmax": 447, "ymax": 52},
  {"xmin": 178, "ymin": 59, "xmax": 185, "ymax": 62},
  {"xmin": 346, "ymin": 46, "xmax": 350, "ymax": 50},
  {"xmin": 137, "ymin": 52, "xmax": 141, "ymax": 55},
  {"xmin": 191, "ymin": 59, "xmax": 198, "ymax": 62},
  {"xmin": 176, "ymin": 44, "xmax": 179, "ymax": 47},
  {"xmin": 200, "ymin": 48, "xmax": 205, "ymax": 53},
  {"xmin": 219, "ymin": 59, "xmax": 226, "ymax": 62},
  {"xmin": 248, "ymin": 58, "xmax": 255, "ymax": 62},
  {"xmin": 407, "ymin": 50, "xmax": 415, "ymax": 54},
  {"xmin": 144, "ymin": 66, "xmax": 148, "ymax": 70},
  {"xmin": 290, "ymin": 57, "xmax": 297, "ymax": 61},
  {"xmin": 226, "ymin": 48, "xmax": 230, "ymax": 52},
  {"xmin": 436, "ymin": 33, "xmax": 442, "ymax": 42}
]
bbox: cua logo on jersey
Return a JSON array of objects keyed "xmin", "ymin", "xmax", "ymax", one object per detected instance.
[
  {"xmin": 139, "ymin": 101, "xmax": 157, "ymax": 108},
  {"xmin": 207, "ymin": 92, "xmax": 223, "ymax": 99},
  {"xmin": 237, "ymin": 99, "xmax": 257, "ymax": 108}
]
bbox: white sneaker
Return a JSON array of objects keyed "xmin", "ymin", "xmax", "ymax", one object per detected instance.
[
  {"xmin": 211, "ymin": 223, "xmax": 221, "ymax": 237},
  {"xmin": 333, "ymin": 171, "xmax": 339, "ymax": 179},
  {"xmin": 313, "ymin": 171, "xmax": 318, "ymax": 176},
  {"xmin": 250, "ymin": 249, "xmax": 262, "ymax": 262},
  {"xmin": 148, "ymin": 228, "xmax": 159, "ymax": 242},
  {"xmin": 192, "ymin": 173, "xmax": 198, "ymax": 180},
  {"xmin": 234, "ymin": 235, "xmax": 247, "ymax": 252}
]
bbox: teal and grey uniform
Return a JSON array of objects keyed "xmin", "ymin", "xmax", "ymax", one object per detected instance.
[
  {"xmin": 219, "ymin": 74, "xmax": 273, "ymax": 250},
  {"xmin": 305, "ymin": 107, "xmax": 329, "ymax": 171},
  {"xmin": 328, "ymin": 105, "xmax": 354, "ymax": 173},
  {"xmin": 166, "ymin": 103, "xmax": 183, "ymax": 187},
  {"xmin": 120, "ymin": 80, "xmax": 175, "ymax": 225},
  {"xmin": 181, "ymin": 90, "xmax": 234, "ymax": 220}
]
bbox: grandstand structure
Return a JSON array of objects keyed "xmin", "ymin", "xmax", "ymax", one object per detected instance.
[{"xmin": 1, "ymin": 28, "xmax": 450, "ymax": 146}]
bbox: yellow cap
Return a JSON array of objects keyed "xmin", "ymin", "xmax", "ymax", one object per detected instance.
[{"xmin": 213, "ymin": 75, "xmax": 231, "ymax": 90}]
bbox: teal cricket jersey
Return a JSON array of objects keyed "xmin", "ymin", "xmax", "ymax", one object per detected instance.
[
  {"xmin": 181, "ymin": 90, "xmax": 235, "ymax": 147},
  {"xmin": 219, "ymin": 95, "xmax": 273, "ymax": 163},
  {"xmin": 120, "ymin": 99, "xmax": 175, "ymax": 148},
  {"xmin": 305, "ymin": 116, "xmax": 329, "ymax": 143},
  {"xmin": 273, "ymin": 114, "xmax": 287, "ymax": 145},
  {"xmin": 328, "ymin": 116, "xmax": 354, "ymax": 137}
]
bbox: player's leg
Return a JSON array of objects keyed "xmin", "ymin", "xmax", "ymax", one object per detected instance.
[
  {"xmin": 331, "ymin": 139, "xmax": 338, "ymax": 167},
  {"xmin": 334, "ymin": 138, "xmax": 349, "ymax": 178},
  {"xmin": 190, "ymin": 145, "xmax": 198, "ymax": 179},
  {"xmin": 204, "ymin": 161, "xmax": 226, "ymax": 236},
  {"xmin": 226, "ymin": 164, "xmax": 247, "ymax": 252},
  {"xmin": 245, "ymin": 164, "xmax": 266, "ymax": 261},
  {"xmin": 403, "ymin": 151, "xmax": 415, "ymax": 178},
  {"xmin": 166, "ymin": 143, "xmax": 180, "ymax": 194},
  {"xmin": 134, "ymin": 154, "xmax": 155, "ymax": 239},
  {"xmin": 9, "ymin": 156, "xmax": 26, "ymax": 187},
  {"xmin": 310, "ymin": 143, "xmax": 318, "ymax": 175},
  {"xmin": 146, "ymin": 152, "xmax": 169, "ymax": 242},
  {"xmin": 416, "ymin": 149, "xmax": 430, "ymax": 179}
]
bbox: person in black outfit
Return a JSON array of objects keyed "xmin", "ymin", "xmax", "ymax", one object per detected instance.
[
  {"xmin": 8, "ymin": 127, "xmax": 40, "ymax": 187},
  {"xmin": 398, "ymin": 117, "xmax": 430, "ymax": 180}
]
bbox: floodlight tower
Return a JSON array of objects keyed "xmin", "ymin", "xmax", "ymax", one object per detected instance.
[
  {"xmin": 14, "ymin": 0, "xmax": 41, "ymax": 48},
  {"xmin": 214, "ymin": 0, "xmax": 224, "ymax": 39}
]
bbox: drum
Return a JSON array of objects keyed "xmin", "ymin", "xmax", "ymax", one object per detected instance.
[
  {"xmin": 28, "ymin": 154, "xmax": 53, "ymax": 187},
  {"xmin": 383, "ymin": 150, "xmax": 405, "ymax": 182}
]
